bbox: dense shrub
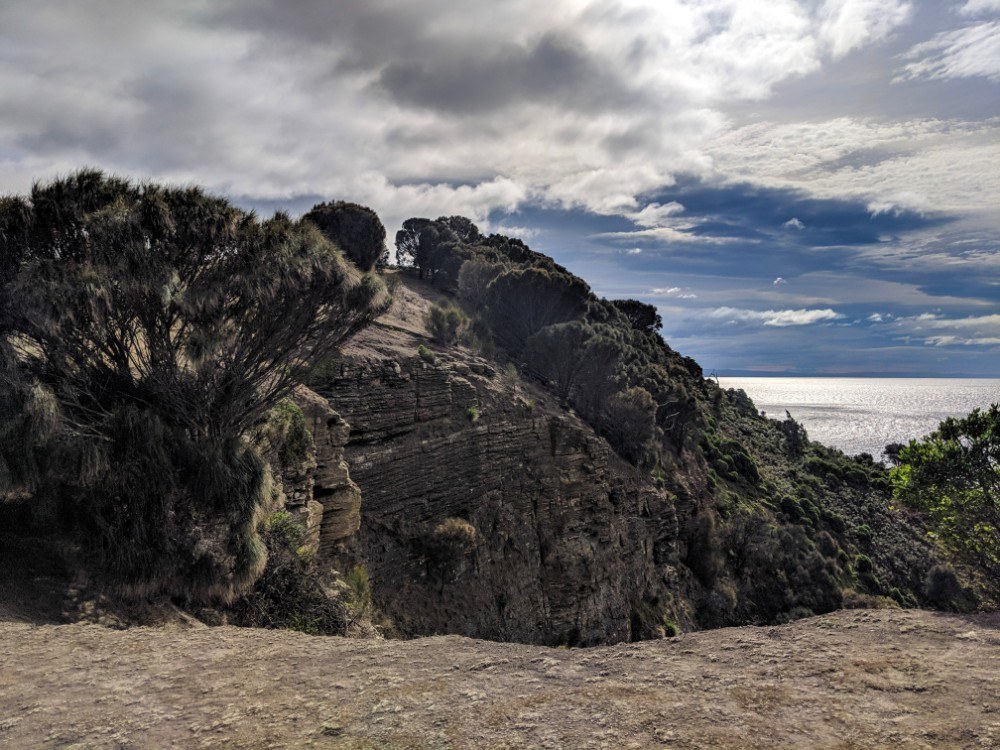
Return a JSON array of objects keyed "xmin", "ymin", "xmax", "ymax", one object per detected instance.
[
  {"xmin": 482, "ymin": 268, "xmax": 590, "ymax": 352},
  {"xmin": 231, "ymin": 512, "xmax": 347, "ymax": 635},
  {"xmin": 0, "ymin": 171, "xmax": 389, "ymax": 601},
  {"xmin": 600, "ymin": 387, "xmax": 657, "ymax": 464},
  {"xmin": 425, "ymin": 300, "xmax": 469, "ymax": 346},
  {"xmin": 892, "ymin": 404, "xmax": 1000, "ymax": 575},
  {"xmin": 457, "ymin": 258, "xmax": 505, "ymax": 305},
  {"xmin": 924, "ymin": 564, "xmax": 962, "ymax": 609},
  {"xmin": 303, "ymin": 200, "xmax": 389, "ymax": 271}
]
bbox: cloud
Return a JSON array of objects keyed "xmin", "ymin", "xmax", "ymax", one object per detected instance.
[
  {"xmin": 774, "ymin": 277, "xmax": 788, "ymax": 285},
  {"xmin": 897, "ymin": 20, "xmax": 1000, "ymax": 83},
  {"xmin": 710, "ymin": 117, "xmax": 1000, "ymax": 216},
  {"xmin": 959, "ymin": 0, "xmax": 1000, "ymax": 16},
  {"xmin": 0, "ymin": 0, "xmax": 940, "ymax": 237},
  {"xmin": 818, "ymin": 0, "xmax": 913, "ymax": 59},
  {"xmin": 893, "ymin": 312, "xmax": 1000, "ymax": 348},
  {"xmin": 867, "ymin": 313, "xmax": 884, "ymax": 322},
  {"xmin": 494, "ymin": 224, "xmax": 540, "ymax": 240},
  {"xmin": 783, "ymin": 217, "xmax": 805, "ymax": 229},
  {"xmin": 708, "ymin": 307, "xmax": 844, "ymax": 327}
]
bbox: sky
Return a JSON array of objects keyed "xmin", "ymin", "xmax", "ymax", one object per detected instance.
[{"xmin": 1, "ymin": 0, "xmax": 998, "ymax": 376}]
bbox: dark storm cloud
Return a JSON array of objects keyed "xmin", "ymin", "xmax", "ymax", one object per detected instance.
[{"xmin": 377, "ymin": 32, "xmax": 641, "ymax": 115}]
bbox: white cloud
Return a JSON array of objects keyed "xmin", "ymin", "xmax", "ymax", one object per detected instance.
[
  {"xmin": 897, "ymin": 20, "xmax": 1000, "ymax": 83},
  {"xmin": 629, "ymin": 202, "xmax": 686, "ymax": 228},
  {"xmin": 494, "ymin": 225, "xmax": 540, "ymax": 240},
  {"xmin": 624, "ymin": 247, "xmax": 643, "ymax": 255},
  {"xmin": 783, "ymin": 217, "xmax": 805, "ymax": 229},
  {"xmin": 0, "ymin": 0, "xmax": 935, "ymax": 235},
  {"xmin": 819, "ymin": 0, "xmax": 913, "ymax": 59},
  {"xmin": 708, "ymin": 306, "xmax": 843, "ymax": 327},
  {"xmin": 867, "ymin": 313, "xmax": 884, "ymax": 322},
  {"xmin": 893, "ymin": 312, "xmax": 1000, "ymax": 347},
  {"xmin": 773, "ymin": 276, "xmax": 788, "ymax": 285},
  {"xmin": 710, "ymin": 117, "xmax": 1000, "ymax": 215},
  {"xmin": 959, "ymin": 0, "xmax": 1000, "ymax": 16}
]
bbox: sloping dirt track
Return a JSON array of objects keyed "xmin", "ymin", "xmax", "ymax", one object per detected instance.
[{"xmin": 1, "ymin": 608, "xmax": 998, "ymax": 749}]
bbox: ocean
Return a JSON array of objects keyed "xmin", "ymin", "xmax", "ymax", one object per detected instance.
[{"xmin": 717, "ymin": 377, "xmax": 1000, "ymax": 459}]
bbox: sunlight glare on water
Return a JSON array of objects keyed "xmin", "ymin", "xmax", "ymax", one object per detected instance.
[{"xmin": 717, "ymin": 378, "xmax": 1000, "ymax": 459}]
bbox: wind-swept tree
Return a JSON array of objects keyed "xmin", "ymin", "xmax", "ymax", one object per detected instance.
[{"xmin": 0, "ymin": 170, "xmax": 390, "ymax": 601}]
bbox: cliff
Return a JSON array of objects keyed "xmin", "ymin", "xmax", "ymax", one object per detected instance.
[
  {"xmin": 309, "ymin": 280, "xmax": 687, "ymax": 644},
  {"xmin": 289, "ymin": 272, "xmax": 986, "ymax": 644}
]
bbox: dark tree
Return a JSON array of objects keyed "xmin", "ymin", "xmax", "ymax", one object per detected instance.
[
  {"xmin": 600, "ymin": 386, "xmax": 657, "ymax": 464},
  {"xmin": 436, "ymin": 215, "xmax": 481, "ymax": 244},
  {"xmin": 303, "ymin": 200, "xmax": 388, "ymax": 271},
  {"xmin": 0, "ymin": 170, "xmax": 390, "ymax": 601},
  {"xmin": 523, "ymin": 321, "xmax": 592, "ymax": 402},
  {"xmin": 611, "ymin": 299, "xmax": 663, "ymax": 332},
  {"xmin": 482, "ymin": 268, "xmax": 591, "ymax": 352},
  {"xmin": 395, "ymin": 218, "xmax": 458, "ymax": 280}
]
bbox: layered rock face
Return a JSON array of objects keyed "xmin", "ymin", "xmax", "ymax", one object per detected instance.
[
  {"xmin": 317, "ymin": 351, "xmax": 685, "ymax": 645},
  {"xmin": 278, "ymin": 387, "xmax": 363, "ymax": 557}
]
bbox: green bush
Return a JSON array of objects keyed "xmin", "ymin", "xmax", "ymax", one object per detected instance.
[
  {"xmin": 345, "ymin": 564, "xmax": 372, "ymax": 616},
  {"xmin": 231, "ymin": 512, "xmax": 346, "ymax": 635},
  {"xmin": 425, "ymin": 300, "xmax": 469, "ymax": 346}
]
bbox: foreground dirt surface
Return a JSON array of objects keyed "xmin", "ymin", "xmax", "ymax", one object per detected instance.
[{"xmin": 1, "ymin": 609, "xmax": 998, "ymax": 749}]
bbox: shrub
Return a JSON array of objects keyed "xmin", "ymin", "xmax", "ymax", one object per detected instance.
[
  {"xmin": 263, "ymin": 400, "xmax": 313, "ymax": 468},
  {"xmin": 420, "ymin": 517, "xmax": 478, "ymax": 580},
  {"xmin": 600, "ymin": 387, "xmax": 656, "ymax": 464},
  {"xmin": 457, "ymin": 258, "xmax": 505, "ymax": 305},
  {"xmin": 303, "ymin": 200, "xmax": 389, "ymax": 271},
  {"xmin": 482, "ymin": 268, "xmax": 590, "ymax": 353},
  {"xmin": 924, "ymin": 564, "xmax": 961, "ymax": 609},
  {"xmin": 344, "ymin": 564, "xmax": 372, "ymax": 616},
  {"xmin": 0, "ymin": 171, "xmax": 390, "ymax": 601},
  {"xmin": 425, "ymin": 300, "xmax": 469, "ymax": 345},
  {"xmin": 231, "ymin": 512, "xmax": 347, "ymax": 635},
  {"xmin": 686, "ymin": 510, "xmax": 725, "ymax": 588},
  {"xmin": 417, "ymin": 344, "xmax": 434, "ymax": 362}
]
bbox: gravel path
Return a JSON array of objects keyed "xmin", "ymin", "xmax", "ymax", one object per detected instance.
[{"xmin": 1, "ymin": 608, "xmax": 998, "ymax": 749}]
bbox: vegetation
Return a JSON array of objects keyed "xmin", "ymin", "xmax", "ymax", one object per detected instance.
[
  {"xmin": 303, "ymin": 200, "xmax": 389, "ymax": 271},
  {"xmin": 231, "ymin": 512, "xmax": 347, "ymax": 635},
  {"xmin": 425, "ymin": 300, "xmax": 469, "ymax": 346},
  {"xmin": 390, "ymin": 210, "xmax": 997, "ymax": 626},
  {"xmin": 1, "ymin": 175, "xmax": 994, "ymax": 635},
  {"xmin": 0, "ymin": 171, "xmax": 389, "ymax": 602},
  {"xmin": 891, "ymin": 404, "xmax": 999, "ymax": 575}
]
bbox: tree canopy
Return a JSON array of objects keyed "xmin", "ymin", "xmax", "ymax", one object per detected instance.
[{"xmin": 892, "ymin": 404, "xmax": 1000, "ymax": 574}]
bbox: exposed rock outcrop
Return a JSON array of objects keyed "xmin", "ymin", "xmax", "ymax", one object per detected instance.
[
  {"xmin": 316, "ymin": 350, "xmax": 686, "ymax": 645},
  {"xmin": 276, "ymin": 387, "xmax": 362, "ymax": 557}
]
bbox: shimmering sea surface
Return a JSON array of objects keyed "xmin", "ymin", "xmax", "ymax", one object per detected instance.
[{"xmin": 717, "ymin": 378, "xmax": 1000, "ymax": 459}]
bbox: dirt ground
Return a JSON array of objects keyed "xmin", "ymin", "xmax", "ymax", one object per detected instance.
[{"xmin": 1, "ymin": 608, "xmax": 998, "ymax": 749}]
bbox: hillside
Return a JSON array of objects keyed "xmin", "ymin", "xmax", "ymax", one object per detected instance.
[
  {"xmin": 1, "ymin": 177, "xmax": 994, "ymax": 645},
  {"xmin": 304, "ymin": 270, "xmax": 991, "ymax": 642},
  {"xmin": 2, "ymin": 608, "xmax": 998, "ymax": 749}
]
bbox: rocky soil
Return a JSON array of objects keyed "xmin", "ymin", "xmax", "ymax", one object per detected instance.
[{"xmin": 2, "ymin": 608, "xmax": 998, "ymax": 749}]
